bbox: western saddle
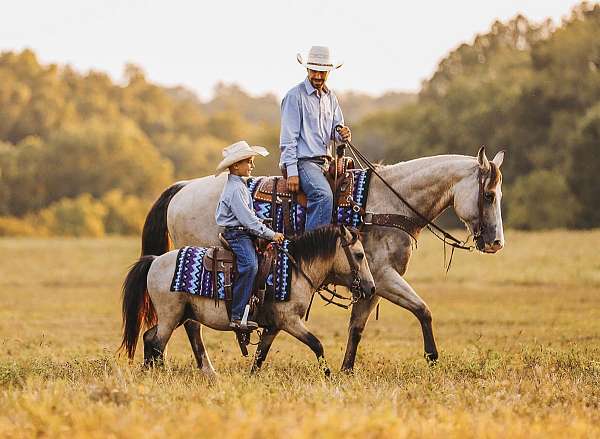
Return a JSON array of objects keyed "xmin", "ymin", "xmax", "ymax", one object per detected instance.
[{"xmin": 252, "ymin": 156, "xmax": 356, "ymax": 235}]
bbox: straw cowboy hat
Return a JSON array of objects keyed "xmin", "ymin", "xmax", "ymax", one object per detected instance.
[
  {"xmin": 215, "ymin": 140, "xmax": 269, "ymax": 176},
  {"xmin": 297, "ymin": 46, "xmax": 343, "ymax": 71}
]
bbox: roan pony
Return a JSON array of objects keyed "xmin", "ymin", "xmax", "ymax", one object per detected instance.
[{"xmin": 120, "ymin": 225, "xmax": 375, "ymax": 377}]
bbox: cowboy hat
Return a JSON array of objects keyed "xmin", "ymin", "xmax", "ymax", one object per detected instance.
[
  {"xmin": 297, "ymin": 46, "xmax": 343, "ymax": 71},
  {"xmin": 214, "ymin": 140, "xmax": 269, "ymax": 176}
]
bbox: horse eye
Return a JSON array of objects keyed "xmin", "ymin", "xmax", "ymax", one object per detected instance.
[
  {"xmin": 484, "ymin": 192, "xmax": 495, "ymax": 203},
  {"xmin": 355, "ymin": 252, "xmax": 365, "ymax": 260}
]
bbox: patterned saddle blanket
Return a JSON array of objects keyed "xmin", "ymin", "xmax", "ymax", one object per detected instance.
[
  {"xmin": 170, "ymin": 242, "xmax": 293, "ymax": 301},
  {"xmin": 248, "ymin": 168, "xmax": 371, "ymax": 234}
]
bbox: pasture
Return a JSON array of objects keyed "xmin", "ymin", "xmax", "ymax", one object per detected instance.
[{"xmin": 1, "ymin": 230, "xmax": 599, "ymax": 438}]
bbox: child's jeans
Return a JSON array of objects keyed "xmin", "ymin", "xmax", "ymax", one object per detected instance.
[{"xmin": 223, "ymin": 229, "xmax": 258, "ymax": 320}]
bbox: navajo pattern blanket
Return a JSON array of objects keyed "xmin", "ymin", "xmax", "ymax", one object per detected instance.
[
  {"xmin": 170, "ymin": 243, "xmax": 293, "ymax": 302},
  {"xmin": 247, "ymin": 168, "xmax": 372, "ymax": 235}
]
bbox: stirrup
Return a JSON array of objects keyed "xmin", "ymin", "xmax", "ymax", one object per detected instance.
[{"xmin": 229, "ymin": 319, "xmax": 258, "ymax": 331}]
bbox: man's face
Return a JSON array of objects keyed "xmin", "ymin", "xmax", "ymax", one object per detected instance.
[{"xmin": 307, "ymin": 68, "xmax": 329, "ymax": 90}]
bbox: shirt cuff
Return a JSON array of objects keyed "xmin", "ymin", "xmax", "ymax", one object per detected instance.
[
  {"xmin": 286, "ymin": 163, "xmax": 298, "ymax": 177},
  {"xmin": 263, "ymin": 228, "xmax": 276, "ymax": 240}
]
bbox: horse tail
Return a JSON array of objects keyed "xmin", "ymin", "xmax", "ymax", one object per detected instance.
[
  {"xmin": 120, "ymin": 255, "xmax": 157, "ymax": 360},
  {"xmin": 141, "ymin": 182, "xmax": 187, "ymax": 256}
]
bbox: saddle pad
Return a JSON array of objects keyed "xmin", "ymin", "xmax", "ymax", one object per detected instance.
[
  {"xmin": 170, "ymin": 245, "xmax": 292, "ymax": 301},
  {"xmin": 247, "ymin": 168, "xmax": 371, "ymax": 235},
  {"xmin": 170, "ymin": 246, "xmax": 226, "ymax": 299}
]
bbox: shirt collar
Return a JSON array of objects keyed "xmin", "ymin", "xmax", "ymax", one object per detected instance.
[
  {"xmin": 303, "ymin": 77, "xmax": 329, "ymax": 95},
  {"xmin": 228, "ymin": 173, "xmax": 245, "ymax": 184}
]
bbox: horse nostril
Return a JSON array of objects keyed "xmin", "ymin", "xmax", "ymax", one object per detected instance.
[
  {"xmin": 493, "ymin": 240, "xmax": 503, "ymax": 248},
  {"xmin": 370, "ymin": 286, "xmax": 376, "ymax": 295}
]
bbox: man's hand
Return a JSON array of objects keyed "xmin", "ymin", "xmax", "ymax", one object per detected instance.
[
  {"xmin": 287, "ymin": 175, "xmax": 300, "ymax": 193},
  {"xmin": 337, "ymin": 125, "xmax": 352, "ymax": 142},
  {"xmin": 273, "ymin": 232, "xmax": 285, "ymax": 244}
]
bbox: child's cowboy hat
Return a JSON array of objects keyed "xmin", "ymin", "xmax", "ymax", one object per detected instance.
[
  {"xmin": 297, "ymin": 46, "xmax": 343, "ymax": 71},
  {"xmin": 215, "ymin": 140, "xmax": 269, "ymax": 176}
]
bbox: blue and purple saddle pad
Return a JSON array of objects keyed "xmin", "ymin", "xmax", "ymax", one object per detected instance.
[
  {"xmin": 170, "ymin": 169, "xmax": 371, "ymax": 302},
  {"xmin": 170, "ymin": 240, "xmax": 293, "ymax": 301}
]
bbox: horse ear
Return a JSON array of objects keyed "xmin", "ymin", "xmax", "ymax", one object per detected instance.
[
  {"xmin": 492, "ymin": 150, "xmax": 505, "ymax": 168},
  {"xmin": 477, "ymin": 146, "xmax": 490, "ymax": 171}
]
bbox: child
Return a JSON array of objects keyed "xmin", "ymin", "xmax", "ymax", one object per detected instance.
[{"xmin": 215, "ymin": 141, "xmax": 285, "ymax": 330}]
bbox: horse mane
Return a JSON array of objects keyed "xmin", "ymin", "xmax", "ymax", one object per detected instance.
[{"xmin": 288, "ymin": 225, "xmax": 341, "ymax": 268}]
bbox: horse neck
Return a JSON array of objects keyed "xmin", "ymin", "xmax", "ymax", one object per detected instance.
[
  {"xmin": 292, "ymin": 255, "xmax": 335, "ymax": 300},
  {"xmin": 369, "ymin": 155, "xmax": 477, "ymax": 222}
]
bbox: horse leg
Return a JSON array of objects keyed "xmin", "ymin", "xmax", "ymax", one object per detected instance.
[
  {"xmin": 377, "ymin": 267, "xmax": 438, "ymax": 363},
  {"xmin": 143, "ymin": 315, "xmax": 180, "ymax": 367},
  {"xmin": 341, "ymin": 295, "xmax": 381, "ymax": 373},
  {"xmin": 250, "ymin": 326, "xmax": 280, "ymax": 374},
  {"xmin": 183, "ymin": 320, "xmax": 217, "ymax": 377},
  {"xmin": 283, "ymin": 319, "xmax": 330, "ymax": 377}
]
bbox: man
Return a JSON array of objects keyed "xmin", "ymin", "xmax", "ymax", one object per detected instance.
[{"xmin": 279, "ymin": 45, "xmax": 352, "ymax": 231}]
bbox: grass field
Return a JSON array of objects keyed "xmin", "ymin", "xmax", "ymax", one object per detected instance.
[{"xmin": 1, "ymin": 230, "xmax": 599, "ymax": 438}]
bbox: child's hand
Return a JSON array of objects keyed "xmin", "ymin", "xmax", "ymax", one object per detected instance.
[{"xmin": 273, "ymin": 233, "xmax": 285, "ymax": 244}]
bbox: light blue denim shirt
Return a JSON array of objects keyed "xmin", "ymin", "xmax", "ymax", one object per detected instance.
[
  {"xmin": 215, "ymin": 174, "xmax": 275, "ymax": 240},
  {"xmin": 279, "ymin": 78, "xmax": 344, "ymax": 177}
]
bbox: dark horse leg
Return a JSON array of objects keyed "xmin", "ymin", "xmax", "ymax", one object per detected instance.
[
  {"xmin": 250, "ymin": 326, "xmax": 280, "ymax": 373},
  {"xmin": 143, "ymin": 317, "xmax": 179, "ymax": 367},
  {"xmin": 284, "ymin": 319, "xmax": 330, "ymax": 377},
  {"xmin": 341, "ymin": 267, "xmax": 438, "ymax": 372},
  {"xmin": 184, "ymin": 320, "xmax": 217, "ymax": 377},
  {"xmin": 341, "ymin": 294, "xmax": 380, "ymax": 373}
]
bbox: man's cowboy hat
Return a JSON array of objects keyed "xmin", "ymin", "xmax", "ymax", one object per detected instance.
[
  {"xmin": 297, "ymin": 46, "xmax": 343, "ymax": 72},
  {"xmin": 215, "ymin": 140, "xmax": 269, "ymax": 176}
]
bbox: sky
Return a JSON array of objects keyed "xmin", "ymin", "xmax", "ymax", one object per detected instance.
[{"xmin": 1, "ymin": 0, "xmax": 580, "ymax": 100}]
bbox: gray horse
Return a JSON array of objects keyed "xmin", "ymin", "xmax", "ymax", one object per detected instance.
[
  {"xmin": 121, "ymin": 225, "xmax": 375, "ymax": 377},
  {"xmin": 140, "ymin": 147, "xmax": 505, "ymax": 371}
]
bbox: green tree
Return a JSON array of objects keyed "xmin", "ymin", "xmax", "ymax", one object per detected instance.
[
  {"xmin": 568, "ymin": 102, "xmax": 600, "ymax": 227},
  {"xmin": 36, "ymin": 194, "xmax": 107, "ymax": 237},
  {"xmin": 506, "ymin": 170, "xmax": 579, "ymax": 229}
]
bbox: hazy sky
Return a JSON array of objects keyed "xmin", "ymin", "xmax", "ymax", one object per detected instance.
[{"xmin": 2, "ymin": 0, "xmax": 579, "ymax": 99}]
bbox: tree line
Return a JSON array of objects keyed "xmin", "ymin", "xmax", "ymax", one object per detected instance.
[{"xmin": 0, "ymin": 1, "xmax": 598, "ymax": 236}]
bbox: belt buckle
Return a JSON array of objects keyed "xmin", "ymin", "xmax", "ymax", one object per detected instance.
[{"xmin": 362, "ymin": 211, "xmax": 374, "ymax": 225}]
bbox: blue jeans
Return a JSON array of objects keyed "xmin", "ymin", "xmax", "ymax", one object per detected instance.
[
  {"xmin": 223, "ymin": 230, "xmax": 258, "ymax": 320},
  {"xmin": 298, "ymin": 158, "xmax": 333, "ymax": 231}
]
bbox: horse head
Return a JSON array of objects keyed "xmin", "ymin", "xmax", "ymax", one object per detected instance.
[{"xmin": 454, "ymin": 147, "xmax": 505, "ymax": 253}]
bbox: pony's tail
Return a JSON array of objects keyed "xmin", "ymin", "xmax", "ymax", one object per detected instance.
[
  {"xmin": 120, "ymin": 255, "xmax": 157, "ymax": 360},
  {"xmin": 141, "ymin": 182, "xmax": 187, "ymax": 256}
]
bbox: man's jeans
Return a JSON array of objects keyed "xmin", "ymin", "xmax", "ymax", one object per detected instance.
[
  {"xmin": 298, "ymin": 158, "xmax": 333, "ymax": 231},
  {"xmin": 223, "ymin": 230, "xmax": 257, "ymax": 320}
]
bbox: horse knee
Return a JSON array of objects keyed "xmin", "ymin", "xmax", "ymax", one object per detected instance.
[
  {"xmin": 348, "ymin": 324, "xmax": 365, "ymax": 345},
  {"xmin": 415, "ymin": 305, "xmax": 432, "ymax": 323}
]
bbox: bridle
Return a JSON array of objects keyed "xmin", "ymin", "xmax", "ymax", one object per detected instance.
[
  {"xmin": 275, "ymin": 225, "xmax": 370, "ymax": 312},
  {"xmin": 338, "ymin": 226, "xmax": 365, "ymax": 302},
  {"xmin": 473, "ymin": 166, "xmax": 488, "ymax": 252}
]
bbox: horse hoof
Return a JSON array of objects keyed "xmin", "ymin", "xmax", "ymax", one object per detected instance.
[
  {"xmin": 424, "ymin": 352, "xmax": 438, "ymax": 365},
  {"xmin": 340, "ymin": 367, "xmax": 355, "ymax": 375}
]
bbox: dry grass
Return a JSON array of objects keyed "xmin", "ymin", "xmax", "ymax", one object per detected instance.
[{"xmin": 1, "ymin": 230, "xmax": 599, "ymax": 438}]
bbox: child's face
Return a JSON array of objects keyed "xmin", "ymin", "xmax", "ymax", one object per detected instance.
[{"xmin": 230, "ymin": 157, "xmax": 255, "ymax": 177}]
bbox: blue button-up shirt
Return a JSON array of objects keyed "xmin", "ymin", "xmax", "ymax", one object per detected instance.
[
  {"xmin": 215, "ymin": 174, "xmax": 275, "ymax": 240},
  {"xmin": 279, "ymin": 78, "xmax": 344, "ymax": 177}
]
